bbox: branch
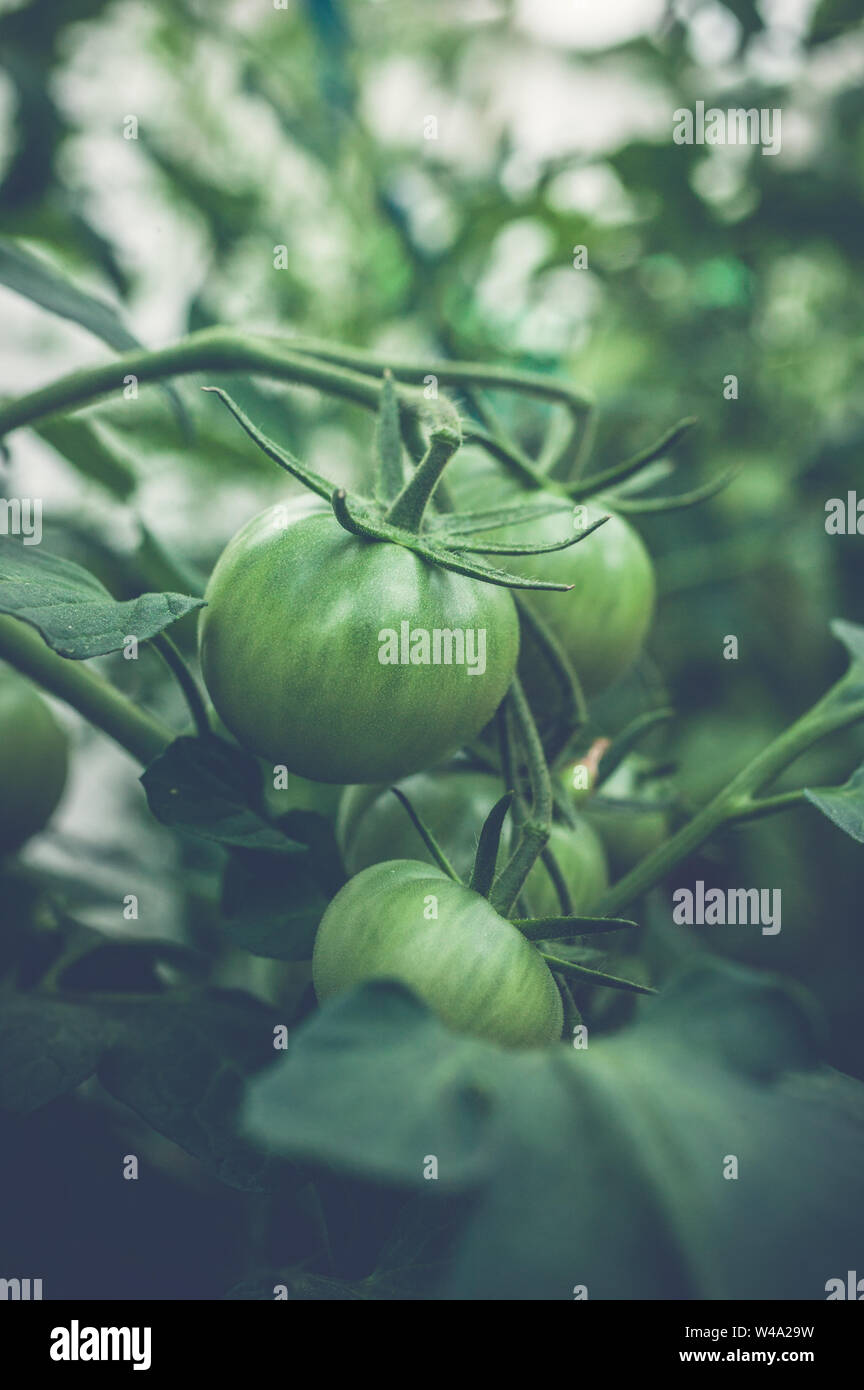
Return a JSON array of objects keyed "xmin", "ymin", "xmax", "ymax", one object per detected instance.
[{"xmin": 0, "ymin": 615, "xmax": 172, "ymax": 765}]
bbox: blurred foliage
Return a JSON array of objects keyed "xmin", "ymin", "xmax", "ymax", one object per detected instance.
[{"xmin": 2, "ymin": 0, "xmax": 864, "ymax": 1298}]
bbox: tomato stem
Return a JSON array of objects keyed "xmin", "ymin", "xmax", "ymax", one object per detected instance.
[
  {"xmin": 589, "ymin": 679, "xmax": 864, "ymax": 917},
  {"xmin": 384, "ymin": 426, "xmax": 462, "ymax": 532},
  {"xmin": 490, "ymin": 678, "xmax": 553, "ymax": 916},
  {"xmin": 151, "ymin": 633, "xmax": 212, "ymax": 740},
  {"xmin": 0, "ymin": 615, "xmax": 172, "ymax": 765}
]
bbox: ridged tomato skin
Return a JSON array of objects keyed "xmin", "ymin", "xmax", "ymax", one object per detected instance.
[
  {"xmin": 312, "ymin": 860, "xmax": 564, "ymax": 1048},
  {"xmin": 199, "ymin": 499, "xmax": 520, "ymax": 784},
  {"xmin": 0, "ymin": 665, "xmax": 68, "ymax": 855},
  {"xmin": 485, "ymin": 498, "xmax": 655, "ymax": 697},
  {"xmin": 338, "ymin": 769, "xmax": 608, "ymax": 913}
]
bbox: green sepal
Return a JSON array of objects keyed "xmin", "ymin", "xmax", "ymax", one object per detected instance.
[
  {"xmin": 468, "ymin": 792, "xmax": 513, "ymax": 898},
  {"xmin": 568, "ymin": 416, "xmax": 697, "ymax": 501},
  {"xmin": 455, "ymin": 513, "xmax": 608, "ymax": 556},
  {"xmin": 331, "ymin": 491, "xmax": 576, "ymax": 591},
  {"xmin": 202, "ymin": 386, "xmax": 334, "ymax": 500},
  {"xmin": 606, "ymin": 465, "xmax": 738, "ymax": 514},
  {"xmin": 538, "ymin": 948, "xmax": 654, "ymax": 994},
  {"xmin": 514, "ymin": 915, "xmax": 637, "ymax": 940},
  {"xmin": 390, "ymin": 788, "xmax": 462, "ymax": 881},
  {"xmin": 426, "ymin": 498, "xmax": 571, "ymax": 537}
]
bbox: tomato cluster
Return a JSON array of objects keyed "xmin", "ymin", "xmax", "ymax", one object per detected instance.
[{"xmin": 195, "ymin": 443, "xmax": 659, "ymax": 1048}]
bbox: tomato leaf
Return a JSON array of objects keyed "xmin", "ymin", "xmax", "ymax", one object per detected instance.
[
  {"xmin": 244, "ymin": 982, "xmax": 500, "ymax": 1186},
  {"xmin": 0, "ymin": 236, "xmax": 188, "ymax": 428},
  {"xmin": 220, "ymin": 846, "xmax": 329, "ymax": 960},
  {"xmin": 0, "ymin": 985, "xmax": 283, "ymax": 1190},
  {"xmin": 34, "ymin": 414, "xmax": 138, "ymax": 500},
  {"xmin": 97, "ymin": 992, "xmax": 280, "ymax": 1192},
  {"xmin": 804, "ymin": 760, "xmax": 864, "ymax": 843},
  {"xmin": 0, "ymin": 539, "xmax": 203, "ymax": 658},
  {"xmin": 141, "ymin": 735, "xmax": 306, "ymax": 853},
  {"xmin": 243, "ymin": 961, "xmax": 864, "ymax": 1298},
  {"xmin": 0, "ymin": 997, "xmax": 119, "ymax": 1111}
]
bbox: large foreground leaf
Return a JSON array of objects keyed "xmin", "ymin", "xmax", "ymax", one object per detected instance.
[
  {"xmin": 244, "ymin": 961, "xmax": 864, "ymax": 1299},
  {"xmin": 0, "ymin": 989, "xmax": 280, "ymax": 1192}
]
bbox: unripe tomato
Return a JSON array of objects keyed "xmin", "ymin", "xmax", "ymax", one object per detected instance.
[
  {"xmin": 338, "ymin": 767, "xmax": 608, "ymax": 914},
  {"xmin": 496, "ymin": 498, "xmax": 656, "ymax": 696},
  {"xmin": 0, "ymin": 664, "xmax": 68, "ymax": 856},
  {"xmin": 199, "ymin": 498, "xmax": 520, "ymax": 784},
  {"xmin": 312, "ymin": 860, "xmax": 563, "ymax": 1047}
]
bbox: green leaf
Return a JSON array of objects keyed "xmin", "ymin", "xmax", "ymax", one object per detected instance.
[
  {"xmin": 243, "ymin": 961, "xmax": 864, "ymax": 1299},
  {"xmin": 34, "ymin": 414, "xmax": 138, "ymax": 500},
  {"xmin": 0, "ymin": 236, "xmax": 141, "ymax": 352},
  {"xmin": 0, "ymin": 984, "xmax": 281, "ymax": 1190},
  {"xmin": 0, "ymin": 538, "xmax": 203, "ymax": 658},
  {"xmin": 804, "ymin": 761, "xmax": 864, "ymax": 843},
  {"xmin": 98, "ymin": 992, "xmax": 279, "ymax": 1192},
  {"xmin": 221, "ymin": 846, "xmax": 329, "ymax": 960},
  {"xmin": 244, "ymin": 983, "xmax": 501, "ymax": 1186},
  {"xmin": 0, "ymin": 997, "xmax": 118, "ymax": 1111},
  {"xmin": 141, "ymin": 736, "xmax": 306, "ymax": 853},
  {"xmin": 0, "ymin": 236, "xmax": 187, "ymax": 427}
]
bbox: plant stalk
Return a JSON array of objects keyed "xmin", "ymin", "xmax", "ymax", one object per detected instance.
[
  {"xmin": 590, "ymin": 686, "xmax": 864, "ymax": 916},
  {"xmin": 0, "ymin": 615, "xmax": 172, "ymax": 765}
]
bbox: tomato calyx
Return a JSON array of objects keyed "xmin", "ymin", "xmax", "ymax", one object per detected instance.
[{"xmin": 203, "ymin": 384, "xmax": 604, "ymax": 594}]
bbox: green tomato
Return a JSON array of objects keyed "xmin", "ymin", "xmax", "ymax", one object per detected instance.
[
  {"xmin": 312, "ymin": 859, "xmax": 563, "ymax": 1047},
  {"xmin": 199, "ymin": 498, "xmax": 520, "ymax": 784},
  {"xmin": 0, "ymin": 664, "xmax": 68, "ymax": 856},
  {"xmin": 497, "ymin": 498, "xmax": 656, "ymax": 696},
  {"xmin": 338, "ymin": 767, "xmax": 608, "ymax": 914}
]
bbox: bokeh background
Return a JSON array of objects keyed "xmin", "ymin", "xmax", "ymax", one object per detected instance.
[{"xmin": 1, "ymin": 0, "xmax": 863, "ymax": 1297}]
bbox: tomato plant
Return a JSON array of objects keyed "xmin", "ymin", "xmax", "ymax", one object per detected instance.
[
  {"xmin": 0, "ymin": 663, "xmax": 68, "ymax": 855},
  {"xmin": 312, "ymin": 859, "xmax": 564, "ymax": 1047},
  {"xmin": 2, "ymin": 114, "xmax": 864, "ymax": 1314}
]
